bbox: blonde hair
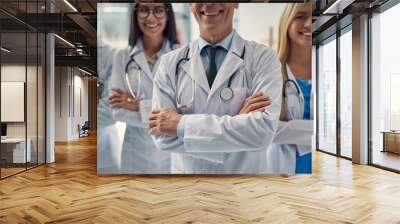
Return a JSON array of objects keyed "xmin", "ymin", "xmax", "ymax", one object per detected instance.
[
  {"xmin": 276, "ymin": 3, "xmax": 308, "ymax": 120},
  {"xmin": 277, "ymin": 4, "xmax": 306, "ymax": 76}
]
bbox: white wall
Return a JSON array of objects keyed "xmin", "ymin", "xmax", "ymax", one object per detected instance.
[
  {"xmin": 1, "ymin": 65, "xmax": 26, "ymax": 138},
  {"xmin": 237, "ymin": 3, "xmax": 286, "ymax": 48},
  {"xmin": 1, "ymin": 63, "xmax": 46, "ymax": 164},
  {"xmin": 1, "ymin": 65, "xmax": 26, "ymax": 140},
  {"xmin": 54, "ymin": 67, "xmax": 89, "ymax": 141},
  {"xmin": 189, "ymin": 3, "xmax": 286, "ymax": 47},
  {"xmin": 375, "ymin": 5, "xmax": 400, "ymax": 131},
  {"xmin": 55, "ymin": 66, "xmax": 68, "ymax": 141},
  {"xmin": 71, "ymin": 73, "xmax": 89, "ymax": 138},
  {"xmin": 98, "ymin": 3, "xmax": 286, "ymax": 49},
  {"xmin": 1, "ymin": 65, "xmax": 38, "ymax": 138}
]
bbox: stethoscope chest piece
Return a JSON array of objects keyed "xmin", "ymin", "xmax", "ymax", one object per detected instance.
[{"xmin": 220, "ymin": 87, "xmax": 234, "ymax": 102}]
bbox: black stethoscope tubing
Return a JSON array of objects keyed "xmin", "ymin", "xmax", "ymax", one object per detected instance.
[
  {"xmin": 283, "ymin": 79, "xmax": 301, "ymax": 99},
  {"xmin": 175, "ymin": 46, "xmax": 246, "ymax": 101}
]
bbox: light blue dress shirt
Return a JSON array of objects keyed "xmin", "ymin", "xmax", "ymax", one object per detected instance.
[
  {"xmin": 198, "ymin": 31, "xmax": 234, "ymax": 74},
  {"xmin": 177, "ymin": 31, "xmax": 235, "ymax": 140}
]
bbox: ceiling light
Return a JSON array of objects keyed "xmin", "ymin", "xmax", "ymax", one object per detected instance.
[
  {"xmin": 323, "ymin": 0, "xmax": 355, "ymax": 15},
  {"xmin": 54, "ymin": 34, "xmax": 75, "ymax": 48},
  {"xmin": 1, "ymin": 47, "xmax": 11, "ymax": 53},
  {"xmin": 63, "ymin": 0, "xmax": 78, "ymax": 12},
  {"xmin": 78, "ymin": 67, "xmax": 92, "ymax": 76}
]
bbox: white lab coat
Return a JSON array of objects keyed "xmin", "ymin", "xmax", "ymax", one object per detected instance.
[
  {"xmin": 152, "ymin": 31, "xmax": 282, "ymax": 174},
  {"xmin": 265, "ymin": 64, "xmax": 314, "ymax": 174},
  {"xmin": 97, "ymin": 42, "xmax": 121, "ymax": 173},
  {"xmin": 109, "ymin": 40, "xmax": 174, "ymax": 174}
]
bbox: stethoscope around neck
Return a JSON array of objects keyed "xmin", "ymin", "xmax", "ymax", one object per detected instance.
[
  {"xmin": 282, "ymin": 66, "xmax": 303, "ymax": 119},
  {"xmin": 174, "ymin": 46, "xmax": 246, "ymax": 104},
  {"xmin": 124, "ymin": 52, "xmax": 143, "ymax": 100}
]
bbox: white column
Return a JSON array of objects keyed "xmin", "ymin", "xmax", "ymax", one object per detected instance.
[
  {"xmin": 352, "ymin": 14, "xmax": 369, "ymax": 164},
  {"xmin": 45, "ymin": 1, "xmax": 56, "ymax": 163},
  {"xmin": 46, "ymin": 33, "xmax": 55, "ymax": 163}
]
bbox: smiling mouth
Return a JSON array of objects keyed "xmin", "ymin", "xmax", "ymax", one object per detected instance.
[
  {"xmin": 300, "ymin": 31, "xmax": 312, "ymax": 37},
  {"xmin": 200, "ymin": 10, "xmax": 223, "ymax": 17},
  {"xmin": 145, "ymin": 23, "xmax": 160, "ymax": 29}
]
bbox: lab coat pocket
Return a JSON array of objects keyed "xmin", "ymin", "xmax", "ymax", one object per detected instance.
[{"xmin": 225, "ymin": 87, "xmax": 249, "ymax": 116}]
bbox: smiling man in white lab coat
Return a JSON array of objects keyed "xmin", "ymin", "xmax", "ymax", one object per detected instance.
[{"xmin": 149, "ymin": 3, "xmax": 282, "ymax": 174}]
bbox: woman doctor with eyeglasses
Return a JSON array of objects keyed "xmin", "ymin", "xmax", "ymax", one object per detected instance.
[{"xmin": 108, "ymin": 3, "xmax": 179, "ymax": 173}]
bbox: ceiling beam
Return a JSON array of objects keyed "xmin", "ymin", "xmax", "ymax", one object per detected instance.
[
  {"xmin": 55, "ymin": 55, "xmax": 96, "ymax": 73},
  {"xmin": 66, "ymin": 13, "xmax": 97, "ymax": 45}
]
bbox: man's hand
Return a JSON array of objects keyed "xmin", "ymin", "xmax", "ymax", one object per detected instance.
[
  {"xmin": 239, "ymin": 91, "xmax": 271, "ymax": 114},
  {"xmin": 108, "ymin": 88, "xmax": 139, "ymax": 112},
  {"xmin": 148, "ymin": 107, "xmax": 182, "ymax": 136}
]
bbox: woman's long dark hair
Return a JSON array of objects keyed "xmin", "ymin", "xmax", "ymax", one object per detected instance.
[{"xmin": 129, "ymin": 3, "xmax": 178, "ymax": 47}]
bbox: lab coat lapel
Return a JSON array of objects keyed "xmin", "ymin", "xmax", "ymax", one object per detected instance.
[
  {"xmin": 286, "ymin": 65, "xmax": 312, "ymax": 156},
  {"xmin": 208, "ymin": 32, "xmax": 245, "ymax": 100},
  {"xmin": 130, "ymin": 39, "xmax": 153, "ymax": 81},
  {"xmin": 181, "ymin": 41, "xmax": 210, "ymax": 94},
  {"xmin": 153, "ymin": 40, "xmax": 172, "ymax": 76},
  {"xmin": 286, "ymin": 64, "xmax": 304, "ymax": 119},
  {"xmin": 310, "ymin": 77, "xmax": 314, "ymax": 120},
  {"xmin": 133, "ymin": 52, "xmax": 153, "ymax": 81}
]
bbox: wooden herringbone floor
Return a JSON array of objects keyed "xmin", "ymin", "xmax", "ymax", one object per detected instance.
[{"xmin": 1, "ymin": 135, "xmax": 400, "ymax": 224}]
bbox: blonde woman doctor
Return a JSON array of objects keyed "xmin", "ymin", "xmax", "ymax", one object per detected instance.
[
  {"xmin": 265, "ymin": 3, "xmax": 313, "ymax": 174},
  {"xmin": 108, "ymin": 3, "xmax": 179, "ymax": 173}
]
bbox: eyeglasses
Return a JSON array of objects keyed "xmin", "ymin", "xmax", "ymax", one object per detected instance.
[{"xmin": 136, "ymin": 6, "xmax": 168, "ymax": 19}]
